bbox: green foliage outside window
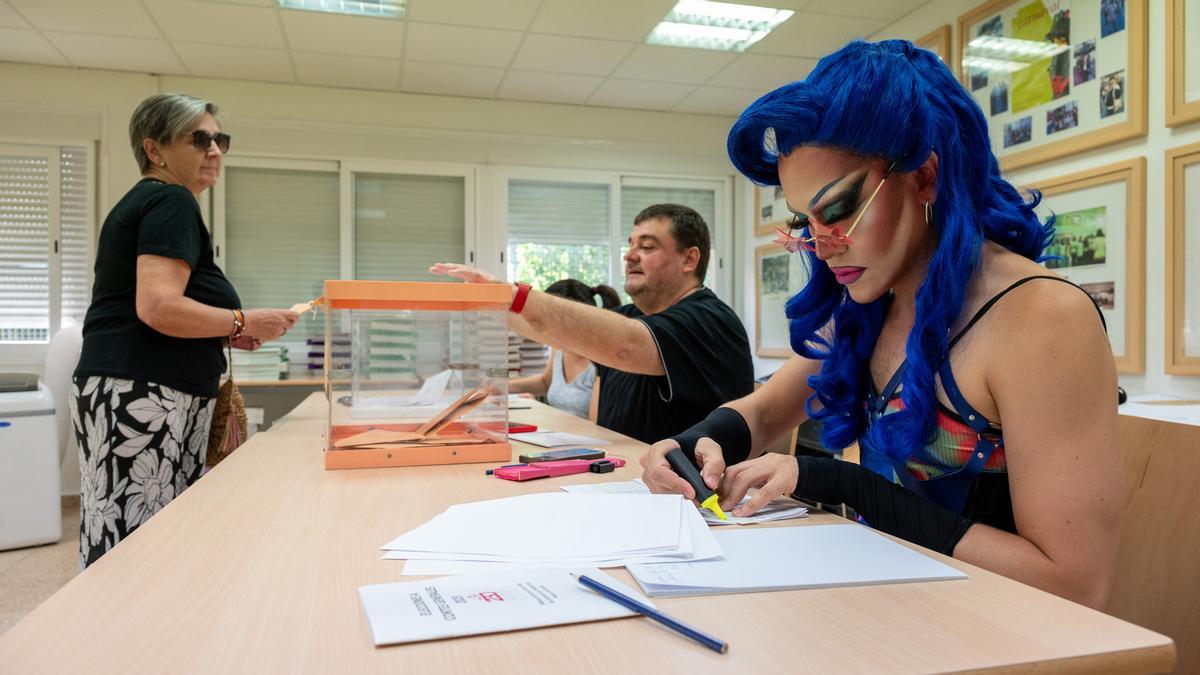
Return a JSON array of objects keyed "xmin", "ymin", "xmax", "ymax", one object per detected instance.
[{"xmin": 508, "ymin": 242, "xmax": 614, "ymax": 295}]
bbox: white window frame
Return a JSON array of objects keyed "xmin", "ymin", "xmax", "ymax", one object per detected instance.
[
  {"xmin": 0, "ymin": 139, "xmax": 95, "ymax": 367},
  {"xmin": 211, "ymin": 156, "xmax": 476, "ymax": 281},
  {"xmin": 492, "ymin": 166, "xmax": 734, "ymax": 304}
]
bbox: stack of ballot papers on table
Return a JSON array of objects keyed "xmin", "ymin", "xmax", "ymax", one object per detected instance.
[
  {"xmin": 358, "ymin": 568, "xmax": 648, "ymax": 646},
  {"xmin": 508, "ymin": 431, "xmax": 610, "ymax": 447},
  {"xmin": 381, "ymin": 493, "xmax": 721, "ymax": 576},
  {"xmin": 627, "ymin": 524, "xmax": 967, "ymax": 597},
  {"xmin": 560, "ymin": 479, "xmax": 809, "ymax": 526}
]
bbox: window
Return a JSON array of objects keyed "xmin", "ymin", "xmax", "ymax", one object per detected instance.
[
  {"xmin": 223, "ymin": 165, "xmax": 340, "ymax": 346},
  {"xmin": 506, "ymin": 180, "xmax": 611, "ymax": 292},
  {"xmin": 355, "ymin": 173, "xmax": 465, "ymax": 281},
  {"xmin": 0, "ymin": 143, "xmax": 92, "ymax": 344},
  {"xmin": 215, "ymin": 160, "xmax": 473, "ymax": 376}
]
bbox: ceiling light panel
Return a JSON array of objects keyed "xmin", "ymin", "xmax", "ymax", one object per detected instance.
[
  {"xmin": 646, "ymin": 0, "xmax": 793, "ymax": 52},
  {"xmin": 278, "ymin": 0, "xmax": 405, "ymax": 19}
]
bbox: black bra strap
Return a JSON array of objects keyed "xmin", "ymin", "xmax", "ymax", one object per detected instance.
[{"xmin": 948, "ymin": 275, "xmax": 1107, "ymax": 350}]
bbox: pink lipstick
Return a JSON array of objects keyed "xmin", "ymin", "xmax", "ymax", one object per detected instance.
[{"xmin": 830, "ymin": 267, "xmax": 865, "ymax": 284}]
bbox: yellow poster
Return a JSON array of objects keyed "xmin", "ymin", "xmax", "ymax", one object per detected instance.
[{"xmin": 1010, "ymin": 1, "xmax": 1053, "ymax": 112}]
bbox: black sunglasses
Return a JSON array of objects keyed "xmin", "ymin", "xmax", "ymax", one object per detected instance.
[{"xmin": 188, "ymin": 129, "xmax": 231, "ymax": 153}]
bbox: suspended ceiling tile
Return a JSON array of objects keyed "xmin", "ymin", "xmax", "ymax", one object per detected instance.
[
  {"xmin": 406, "ymin": 0, "xmax": 542, "ymax": 31},
  {"xmin": 293, "ymin": 51, "xmax": 400, "ymax": 90},
  {"xmin": 587, "ymin": 78, "xmax": 695, "ymax": 111},
  {"xmin": 801, "ymin": 0, "xmax": 930, "ymax": 22},
  {"xmin": 612, "ymin": 44, "xmax": 737, "ymax": 85},
  {"xmin": 0, "ymin": 1, "xmax": 30, "ymax": 28},
  {"xmin": 0, "ymin": 27, "xmax": 68, "ymax": 66},
  {"xmin": 405, "ymin": 23, "xmax": 522, "ymax": 68},
  {"xmin": 672, "ymin": 85, "xmax": 763, "ymax": 116},
  {"xmin": 44, "ymin": 32, "xmax": 186, "ymax": 73},
  {"xmin": 752, "ymin": 11, "xmax": 889, "ymax": 59},
  {"xmin": 401, "ymin": 61, "xmax": 505, "ymax": 98},
  {"xmin": 144, "ymin": 0, "xmax": 285, "ymax": 49},
  {"xmin": 707, "ymin": 53, "xmax": 815, "ymax": 90},
  {"xmin": 8, "ymin": 0, "xmax": 161, "ymax": 38},
  {"xmin": 280, "ymin": 10, "xmax": 404, "ymax": 59},
  {"xmin": 174, "ymin": 42, "xmax": 295, "ymax": 82},
  {"xmin": 531, "ymin": 0, "xmax": 674, "ymax": 41},
  {"xmin": 512, "ymin": 34, "xmax": 634, "ymax": 76},
  {"xmin": 496, "ymin": 70, "xmax": 604, "ymax": 105}
]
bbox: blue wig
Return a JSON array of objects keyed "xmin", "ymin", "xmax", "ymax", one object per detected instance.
[{"xmin": 728, "ymin": 40, "xmax": 1053, "ymax": 462}]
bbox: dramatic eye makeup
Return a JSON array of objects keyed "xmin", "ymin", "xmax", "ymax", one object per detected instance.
[{"xmin": 784, "ymin": 172, "xmax": 868, "ymax": 234}]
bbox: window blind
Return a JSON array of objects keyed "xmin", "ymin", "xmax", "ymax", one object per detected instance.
[
  {"xmin": 60, "ymin": 146, "xmax": 91, "ymax": 329},
  {"xmin": 224, "ymin": 166, "xmax": 340, "ymax": 346},
  {"xmin": 506, "ymin": 180, "xmax": 612, "ymax": 290},
  {"xmin": 354, "ymin": 173, "xmax": 465, "ymax": 281},
  {"xmin": 0, "ymin": 151, "xmax": 52, "ymax": 343}
]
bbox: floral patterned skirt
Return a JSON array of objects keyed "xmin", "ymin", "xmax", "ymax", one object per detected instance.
[{"xmin": 70, "ymin": 376, "xmax": 215, "ymax": 569}]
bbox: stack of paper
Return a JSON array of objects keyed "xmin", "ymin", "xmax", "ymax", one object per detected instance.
[
  {"xmin": 231, "ymin": 346, "xmax": 288, "ymax": 381},
  {"xmin": 381, "ymin": 493, "xmax": 721, "ymax": 576},
  {"xmin": 627, "ymin": 524, "xmax": 967, "ymax": 597},
  {"xmin": 560, "ymin": 479, "xmax": 809, "ymax": 526},
  {"xmin": 359, "ymin": 568, "xmax": 647, "ymax": 646},
  {"xmin": 510, "ymin": 431, "xmax": 610, "ymax": 447}
]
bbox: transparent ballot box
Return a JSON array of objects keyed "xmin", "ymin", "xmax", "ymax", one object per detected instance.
[{"xmin": 322, "ymin": 280, "xmax": 513, "ymax": 470}]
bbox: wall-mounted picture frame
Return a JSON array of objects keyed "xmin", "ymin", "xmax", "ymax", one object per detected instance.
[
  {"xmin": 956, "ymin": 0, "xmax": 1147, "ymax": 171},
  {"xmin": 753, "ymin": 184, "xmax": 789, "ymax": 237},
  {"xmin": 1166, "ymin": 0, "xmax": 1200, "ymax": 127},
  {"xmin": 754, "ymin": 243, "xmax": 811, "ymax": 358},
  {"xmin": 1165, "ymin": 142, "xmax": 1200, "ymax": 373},
  {"xmin": 916, "ymin": 25, "xmax": 953, "ymax": 63},
  {"xmin": 1027, "ymin": 157, "xmax": 1145, "ymax": 373}
]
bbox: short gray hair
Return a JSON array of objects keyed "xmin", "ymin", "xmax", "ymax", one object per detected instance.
[{"xmin": 128, "ymin": 93, "xmax": 219, "ymax": 172}]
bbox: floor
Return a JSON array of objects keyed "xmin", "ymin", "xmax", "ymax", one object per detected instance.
[{"xmin": 0, "ymin": 497, "xmax": 80, "ymax": 636}]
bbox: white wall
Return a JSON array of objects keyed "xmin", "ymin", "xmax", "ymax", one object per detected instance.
[{"xmin": 740, "ymin": 0, "xmax": 1200, "ymax": 396}]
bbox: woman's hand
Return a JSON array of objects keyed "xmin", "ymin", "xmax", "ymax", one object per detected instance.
[
  {"xmin": 242, "ymin": 309, "xmax": 298, "ymax": 342},
  {"xmin": 718, "ymin": 453, "xmax": 799, "ymax": 517},
  {"xmin": 640, "ymin": 438, "xmax": 726, "ymax": 501},
  {"xmin": 428, "ymin": 262, "xmax": 504, "ymax": 285},
  {"xmin": 231, "ymin": 335, "xmax": 262, "ymax": 351}
]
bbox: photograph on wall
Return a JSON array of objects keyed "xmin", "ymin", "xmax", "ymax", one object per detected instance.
[
  {"xmin": 1044, "ymin": 205, "xmax": 1106, "ymax": 268},
  {"xmin": 1073, "ymin": 39, "xmax": 1096, "ymax": 84},
  {"xmin": 754, "ymin": 184, "xmax": 790, "ymax": 236},
  {"xmin": 1166, "ymin": 145, "xmax": 1200, "ymax": 371},
  {"xmin": 1100, "ymin": 69, "xmax": 1125, "ymax": 117},
  {"xmin": 1080, "ymin": 281, "xmax": 1115, "ymax": 309},
  {"xmin": 1100, "ymin": 0, "xmax": 1125, "ymax": 37},
  {"xmin": 1028, "ymin": 158, "xmax": 1144, "ymax": 372},
  {"xmin": 755, "ymin": 244, "xmax": 811, "ymax": 357},
  {"xmin": 958, "ymin": 0, "xmax": 1143, "ymax": 169}
]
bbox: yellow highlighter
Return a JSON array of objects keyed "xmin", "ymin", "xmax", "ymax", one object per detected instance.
[{"xmin": 665, "ymin": 448, "xmax": 727, "ymax": 521}]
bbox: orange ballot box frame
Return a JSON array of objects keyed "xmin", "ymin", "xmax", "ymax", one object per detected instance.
[{"xmin": 321, "ymin": 280, "xmax": 514, "ymax": 470}]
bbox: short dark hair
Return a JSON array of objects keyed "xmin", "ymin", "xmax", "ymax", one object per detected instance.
[{"xmin": 633, "ymin": 203, "xmax": 710, "ymax": 283}]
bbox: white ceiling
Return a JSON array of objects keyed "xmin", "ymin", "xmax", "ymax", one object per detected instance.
[{"xmin": 0, "ymin": 0, "xmax": 930, "ymax": 116}]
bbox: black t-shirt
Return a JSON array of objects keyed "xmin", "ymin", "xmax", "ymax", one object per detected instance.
[
  {"xmin": 596, "ymin": 288, "xmax": 754, "ymax": 444},
  {"xmin": 74, "ymin": 179, "xmax": 240, "ymax": 397}
]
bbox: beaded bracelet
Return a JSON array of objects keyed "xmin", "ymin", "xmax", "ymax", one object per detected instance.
[{"xmin": 230, "ymin": 309, "xmax": 245, "ymax": 339}]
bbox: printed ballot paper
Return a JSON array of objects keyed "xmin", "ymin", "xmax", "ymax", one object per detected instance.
[
  {"xmin": 358, "ymin": 569, "xmax": 647, "ymax": 646},
  {"xmin": 560, "ymin": 479, "xmax": 809, "ymax": 526}
]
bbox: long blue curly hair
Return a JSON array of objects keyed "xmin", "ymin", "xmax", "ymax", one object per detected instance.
[{"xmin": 728, "ymin": 40, "xmax": 1053, "ymax": 462}]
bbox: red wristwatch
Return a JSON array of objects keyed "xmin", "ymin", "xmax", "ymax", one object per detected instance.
[{"xmin": 510, "ymin": 282, "xmax": 532, "ymax": 314}]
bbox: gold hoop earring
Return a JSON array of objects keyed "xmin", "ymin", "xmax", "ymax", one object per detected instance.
[{"xmin": 924, "ymin": 202, "xmax": 932, "ymax": 225}]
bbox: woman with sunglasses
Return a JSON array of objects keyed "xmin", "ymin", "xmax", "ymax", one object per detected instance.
[
  {"xmin": 72, "ymin": 93, "xmax": 298, "ymax": 568},
  {"xmin": 640, "ymin": 40, "xmax": 1121, "ymax": 609}
]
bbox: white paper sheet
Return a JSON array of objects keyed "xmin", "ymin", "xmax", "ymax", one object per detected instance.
[
  {"xmin": 628, "ymin": 524, "xmax": 967, "ymax": 597},
  {"xmin": 381, "ymin": 493, "xmax": 683, "ymax": 559},
  {"xmin": 1119, "ymin": 394, "xmax": 1200, "ymax": 427},
  {"xmin": 509, "ymin": 431, "xmax": 611, "ymax": 447},
  {"xmin": 358, "ymin": 568, "xmax": 647, "ymax": 646},
  {"xmin": 394, "ymin": 503, "xmax": 721, "ymax": 575},
  {"xmin": 560, "ymin": 479, "xmax": 809, "ymax": 526}
]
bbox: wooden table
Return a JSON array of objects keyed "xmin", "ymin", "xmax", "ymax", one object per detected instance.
[{"xmin": 0, "ymin": 396, "xmax": 1174, "ymax": 673}]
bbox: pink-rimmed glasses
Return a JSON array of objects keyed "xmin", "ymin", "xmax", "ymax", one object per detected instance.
[{"xmin": 774, "ymin": 161, "xmax": 897, "ymax": 254}]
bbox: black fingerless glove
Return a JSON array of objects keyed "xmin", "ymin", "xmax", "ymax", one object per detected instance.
[
  {"xmin": 793, "ymin": 456, "xmax": 973, "ymax": 556},
  {"xmin": 670, "ymin": 407, "xmax": 752, "ymax": 466}
]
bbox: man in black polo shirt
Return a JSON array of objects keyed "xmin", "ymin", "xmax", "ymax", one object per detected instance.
[{"xmin": 431, "ymin": 203, "xmax": 753, "ymax": 443}]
